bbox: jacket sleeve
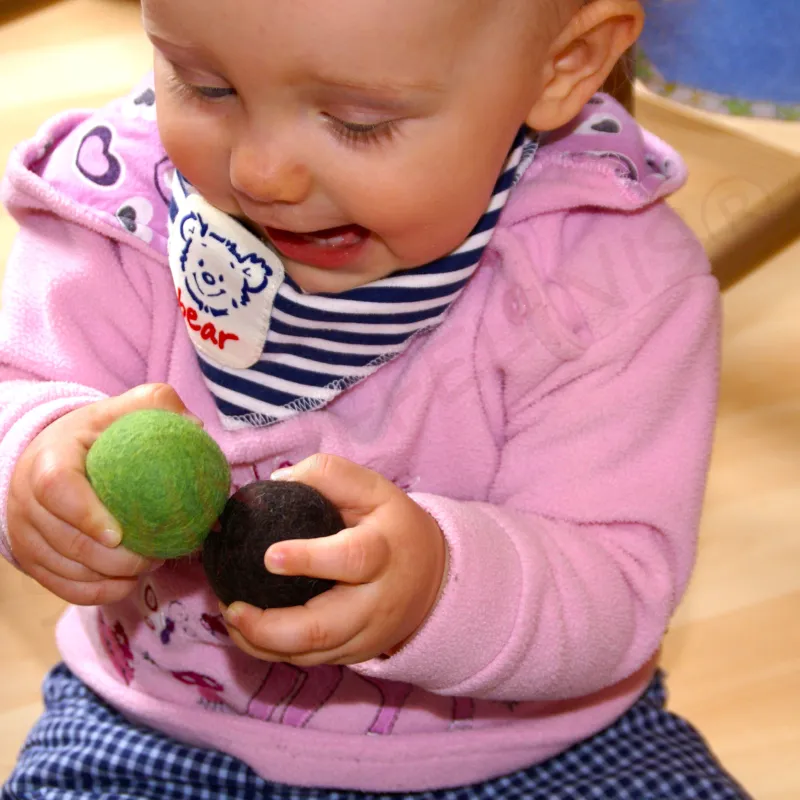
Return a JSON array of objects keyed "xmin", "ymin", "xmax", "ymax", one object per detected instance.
[
  {"xmin": 0, "ymin": 213, "xmax": 164, "ymax": 564},
  {"xmin": 353, "ymin": 265, "xmax": 720, "ymax": 702}
]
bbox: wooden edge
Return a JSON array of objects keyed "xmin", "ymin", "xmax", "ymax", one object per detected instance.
[
  {"xmin": 0, "ymin": 0, "xmax": 62, "ymax": 26},
  {"xmin": 707, "ymin": 175, "xmax": 800, "ymax": 290},
  {"xmin": 635, "ymin": 90, "xmax": 800, "ymax": 289}
]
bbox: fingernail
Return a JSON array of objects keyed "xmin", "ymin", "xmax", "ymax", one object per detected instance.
[
  {"xmin": 182, "ymin": 411, "xmax": 204, "ymax": 427},
  {"xmin": 225, "ymin": 603, "xmax": 244, "ymax": 625},
  {"xmin": 265, "ymin": 547, "xmax": 287, "ymax": 575},
  {"xmin": 101, "ymin": 527, "xmax": 122, "ymax": 548},
  {"xmin": 270, "ymin": 467, "xmax": 293, "ymax": 481}
]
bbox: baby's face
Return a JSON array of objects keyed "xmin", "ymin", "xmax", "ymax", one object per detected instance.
[{"xmin": 144, "ymin": 0, "xmax": 562, "ymax": 293}]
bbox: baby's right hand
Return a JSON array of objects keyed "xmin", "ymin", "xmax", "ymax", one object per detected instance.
[{"xmin": 7, "ymin": 383, "xmax": 192, "ymax": 606}]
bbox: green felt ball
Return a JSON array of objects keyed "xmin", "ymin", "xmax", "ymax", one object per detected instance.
[{"xmin": 85, "ymin": 409, "xmax": 231, "ymax": 559}]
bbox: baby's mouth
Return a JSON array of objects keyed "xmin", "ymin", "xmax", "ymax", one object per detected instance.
[
  {"xmin": 264, "ymin": 224, "xmax": 370, "ymax": 270},
  {"xmin": 293, "ymin": 225, "xmax": 366, "ymax": 247}
]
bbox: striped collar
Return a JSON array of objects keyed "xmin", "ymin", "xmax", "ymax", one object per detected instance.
[{"xmin": 168, "ymin": 129, "xmax": 538, "ymax": 430}]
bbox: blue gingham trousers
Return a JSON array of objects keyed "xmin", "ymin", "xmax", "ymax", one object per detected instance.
[{"xmin": 2, "ymin": 664, "xmax": 752, "ymax": 800}]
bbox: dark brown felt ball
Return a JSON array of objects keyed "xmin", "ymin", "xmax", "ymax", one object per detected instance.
[{"xmin": 202, "ymin": 480, "xmax": 344, "ymax": 609}]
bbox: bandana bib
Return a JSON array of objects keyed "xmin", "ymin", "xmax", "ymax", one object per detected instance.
[{"xmin": 168, "ymin": 130, "xmax": 537, "ymax": 430}]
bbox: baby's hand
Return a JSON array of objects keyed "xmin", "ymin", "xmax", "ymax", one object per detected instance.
[
  {"xmin": 7, "ymin": 384, "xmax": 191, "ymax": 605},
  {"xmin": 223, "ymin": 454, "xmax": 447, "ymax": 666}
]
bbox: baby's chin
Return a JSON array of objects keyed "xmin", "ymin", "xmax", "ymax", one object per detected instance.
[
  {"xmin": 283, "ymin": 258, "xmax": 393, "ymax": 295},
  {"xmin": 280, "ymin": 241, "xmax": 415, "ymax": 295}
]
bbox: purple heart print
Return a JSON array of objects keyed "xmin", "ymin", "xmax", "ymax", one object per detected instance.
[{"xmin": 76, "ymin": 125, "xmax": 123, "ymax": 187}]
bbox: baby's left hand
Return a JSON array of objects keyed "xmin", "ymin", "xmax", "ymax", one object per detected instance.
[{"xmin": 222, "ymin": 454, "xmax": 447, "ymax": 666}]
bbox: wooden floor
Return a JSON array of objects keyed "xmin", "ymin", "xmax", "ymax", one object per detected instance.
[{"xmin": 1, "ymin": 2, "xmax": 798, "ymax": 797}]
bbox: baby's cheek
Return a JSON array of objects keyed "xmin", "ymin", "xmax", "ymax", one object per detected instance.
[
  {"xmin": 373, "ymin": 167, "xmax": 493, "ymax": 265},
  {"xmin": 157, "ymin": 112, "xmax": 234, "ymax": 215},
  {"xmin": 385, "ymin": 202, "xmax": 482, "ymax": 266}
]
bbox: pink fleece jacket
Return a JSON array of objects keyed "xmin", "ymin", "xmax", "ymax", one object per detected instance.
[{"xmin": 0, "ymin": 86, "xmax": 720, "ymax": 792}]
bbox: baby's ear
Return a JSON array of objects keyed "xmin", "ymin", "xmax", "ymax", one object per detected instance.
[{"xmin": 526, "ymin": 0, "xmax": 643, "ymax": 131}]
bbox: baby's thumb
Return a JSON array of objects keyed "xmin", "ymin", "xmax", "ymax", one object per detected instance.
[{"xmin": 88, "ymin": 383, "xmax": 198, "ymax": 438}]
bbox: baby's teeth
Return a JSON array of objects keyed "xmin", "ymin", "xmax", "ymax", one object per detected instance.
[{"xmin": 300, "ymin": 232, "xmax": 359, "ymax": 247}]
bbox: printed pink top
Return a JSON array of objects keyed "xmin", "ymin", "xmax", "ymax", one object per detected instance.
[{"xmin": 0, "ymin": 83, "xmax": 720, "ymax": 792}]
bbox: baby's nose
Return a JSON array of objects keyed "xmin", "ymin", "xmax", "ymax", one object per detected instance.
[{"xmin": 230, "ymin": 139, "xmax": 312, "ymax": 206}]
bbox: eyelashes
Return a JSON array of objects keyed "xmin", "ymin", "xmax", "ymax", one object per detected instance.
[
  {"xmin": 323, "ymin": 116, "xmax": 398, "ymax": 148},
  {"xmin": 167, "ymin": 73, "xmax": 401, "ymax": 149},
  {"xmin": 167, "ymin": 73, "xmax": 234, "ymax": 103},
  {"xmin": 194, "ymin": 86, "xmax": 237, "ymax": 100}
]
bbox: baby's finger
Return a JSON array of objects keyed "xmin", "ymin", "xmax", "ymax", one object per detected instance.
[
  {"xmin": 26, "ymin": 561, "xmax": 138, "ymax": 606},
  {"xmin": 224, "ymin": 627, "xmax": 303, "ymax": 664},
  {"xmin": 75, "ymin": 383, "xmax": 192, "ymax": 447},
  {"xmin": 225, "ymin": 584, "xmax": 371, "ymax": 657},
  {"xmin": 30, "ymin": 383, "xmax": 194, "ymax": 543},
  {"xmin": 266, "ymin": 525, "xmax": 388, "ymax": 585},
  {"xmin": 34, "ymin": 548, "xmax": 119, "ymax": 583},
  {"xmin": 30, "ymin": 445, "xmax": 123, "ymax": 548},
  {"xmin": 225, "ymin": 627, "xmax": 357, "ymax": 667},
  {"xmin": 29, "ymin": 501, "xmax": 157, "ymax": 578},
  {"xmin": 272, "ymin": 454, "xmax": 392, "ymax": 527},
  {"xmin": 10, "ymin": 517, "xmax": 112, "ymax": 584},
  {"xmin": 33, "ymin": 543, "xmax": 115, "ymax": 584},
  {"xmin": 225, "ymin": 625, "xmax": 362, "ymax": 668}
]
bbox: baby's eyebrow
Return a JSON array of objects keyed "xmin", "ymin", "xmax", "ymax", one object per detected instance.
[
  {"xmin": 146, "ymin": 32, "xmax": 221, "ymax": 66},
  {"xmin": 313, "ymin": 75, "xmax": 446, "ymax": 98},
  {"xmin": 146, "ymin": 32, "xmax": 199, "ymax": 53},
  {"xmin": 310, "ymin": 75, "xmax": 446, "ymax": 113}
]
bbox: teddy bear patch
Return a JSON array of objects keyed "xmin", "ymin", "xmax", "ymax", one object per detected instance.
[{"xmin": 168, "ymin": 188, "xmax": 285, "ymax": 369}]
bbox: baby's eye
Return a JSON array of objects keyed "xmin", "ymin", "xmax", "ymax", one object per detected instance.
[
  {"xmin": 187, "ymin": 84, "xmax": 236, "ymax": 100},
  {"xmin": 323, "ymin": 114, "xmax": 398, "ymax": 148},
  {"xmin": 194, "ymin": 86, "xmax": 236, "ymax": 100},
  {"xmin": 169, "ymin": 73, "xmax": 236, "ymax": 103}
]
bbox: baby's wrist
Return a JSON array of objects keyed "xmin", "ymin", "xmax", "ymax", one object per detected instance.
[{"xmin": 386, "ymin": 512, "xmax": 449, "ymax": 657}]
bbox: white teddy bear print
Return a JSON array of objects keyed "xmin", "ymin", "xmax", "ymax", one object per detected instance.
[{"xmin": 168, "ymin": 192, "xmax": 285, "ymax": 369}]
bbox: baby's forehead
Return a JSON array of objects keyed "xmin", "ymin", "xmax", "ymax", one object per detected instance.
[
  {"xmin": 142, "ymin": 0, "xmax": 571, "ymax": 38},
  {"xmin": 451, "ymin": 0, "xmax": 582, "ymax": 43},
  {"xmin": 142, "ymin": 0, "xmax": 579, "ymax": 87}
]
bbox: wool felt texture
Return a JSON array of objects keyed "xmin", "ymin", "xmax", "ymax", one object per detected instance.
[
  {"xmin": 86, "ymin": 409, "xmax": 231, "ymax": 559},
  {"xmin": 202, "ymin": 480, "xmax": 343, "ymax": 609}
]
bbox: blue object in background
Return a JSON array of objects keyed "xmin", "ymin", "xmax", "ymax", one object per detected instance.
[{"xmin": 639, "ymin": 0, "xmax": 800, "ymax": 105}]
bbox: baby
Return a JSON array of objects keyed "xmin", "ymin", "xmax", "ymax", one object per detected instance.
[{"xmin": 0, "ymin": 0, "xmax": 751, "ymax": 798}]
